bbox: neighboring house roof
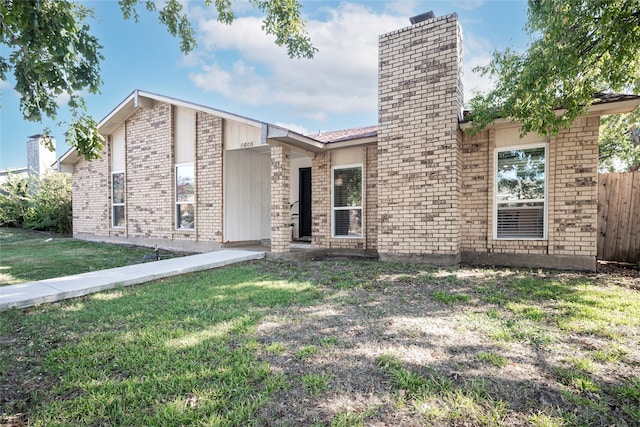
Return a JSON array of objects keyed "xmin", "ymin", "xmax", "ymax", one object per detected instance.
[{"xmin": 0, "ymin": 166, "xmax": 28, "ymax": 175}]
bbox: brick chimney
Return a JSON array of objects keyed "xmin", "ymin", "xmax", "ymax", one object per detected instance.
[
  {"xmin": 26, "ymin": 134, "xmax": 56, "ymax": 177},
  {"xmin": 377, "ymin": 12, "xmax": 463, "ymax": 264}
]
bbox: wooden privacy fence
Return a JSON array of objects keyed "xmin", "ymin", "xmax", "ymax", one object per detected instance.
[{"xmin": 597, "ymin": 172, "xmax": 640, "ymax": 262}]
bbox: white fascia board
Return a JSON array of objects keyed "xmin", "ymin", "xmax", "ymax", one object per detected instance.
[
  {"xmin": 98, "ymin": 90, "xmax": 138, "ymax": 130},
  {"xmin": 98, "ymin": 90, "xmax": 266, "ymax": 136},
  {"xmin": 587, "ymin": 98, "xmax": 640, "ymax": 115},
  {"xmin": 325, "ymin": 136, "xmax": 378, "ymax": 149},
  {"xmin": 57, "ymin": 145, "xmax": 81, "ymax": 168},
  {"xmin": 136, "ymin": 90, "xmax": 264, "ymax": 128}
]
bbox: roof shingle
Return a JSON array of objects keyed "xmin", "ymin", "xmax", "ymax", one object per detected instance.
[{"xmin": 307, "ymin": 125, "xmax": 378, "ymax": 143}]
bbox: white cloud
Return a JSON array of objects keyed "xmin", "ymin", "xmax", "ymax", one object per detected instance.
[
  {"xmin": 188, "ymin": 3, "xmax": 407, "ymax": 122},
  {"xmin": 385, "ymin": 0, "xmax": 421, "ymax": 16},
  {"xmin": 53, "ymin": 89, "xmax": 86, "ymax": 108},
  {"xmin": 55, "ymin": 92, "xmax": 72, "ymax": 107},
  {"xmin": 187, "ymin": 2, "xmax": 498, "ymax": 121},
  {"xmin": 461, "ymin": 32, "xmax": 495, "ymax": 102}
]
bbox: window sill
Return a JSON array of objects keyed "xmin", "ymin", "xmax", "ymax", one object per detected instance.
[
  {"xmin": 175, "ymin": 229, "xmax": 195, "ymax": 233},
  {"xmin": 492, "ymin": 237, "xmax": 548, "ymax": 242}
]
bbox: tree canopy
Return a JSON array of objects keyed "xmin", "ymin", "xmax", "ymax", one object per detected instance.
[
  {"xmin": 467, "ymin": 0, "xmax": 640, "ymax": 137},
  {"xmin": 0, "ymin": 0, "xmax": 315, "ymax": 161},
  {"xmin": 599, "ymin": 108, "xmax": 640, "ymax": 172}
]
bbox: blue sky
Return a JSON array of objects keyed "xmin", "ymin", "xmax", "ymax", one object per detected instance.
[{"xmin": 0, "ymin": 0, "xmax": 529, "ymax": 169}]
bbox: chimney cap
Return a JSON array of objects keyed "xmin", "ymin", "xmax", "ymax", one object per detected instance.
[{"xmin": 410, "ymin": 11, "xmax": 435, "ymax": 24}]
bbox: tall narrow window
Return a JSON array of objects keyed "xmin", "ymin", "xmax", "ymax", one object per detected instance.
[
  {"xmin": 176, "ymin": 163, "xmax": 195, "ymax": 229},
  {"xmin": 112, "ymin": 172, "xmax": 125, "ymax": 227},
  {"xmin": 174, "ymin": 106, "xmax": 196, "ymax": 230},
  {"xmin": 332, "ymin": 165, "xmax": 362, "ymax": 237},
  {"xmin": 495, "ymin": 144, "xmax": 547, "ymax": 239},
  {"xmin": 111, "ymin": 125, "xmax": 126, "ymax": 228}
]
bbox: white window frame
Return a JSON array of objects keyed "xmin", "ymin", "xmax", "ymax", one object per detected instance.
[
  {"xmin": 331, "ymin": 164, "xmax": 363, "ymax": 239},
  {"xmin": 493, "ymin": 143, "xmax": 548, "ymax": 240},
  {"xmin": 175, "ymin": 162, "xmax": 195, "ymax": 230},
  {"xmin": 111, "ymin": 171, "xmax": 125, "ymax": 228}
]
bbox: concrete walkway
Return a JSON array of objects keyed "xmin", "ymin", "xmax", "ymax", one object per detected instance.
[{"xmin": 0, "ymin": 249, "xmax": 265, "ymax": 311}]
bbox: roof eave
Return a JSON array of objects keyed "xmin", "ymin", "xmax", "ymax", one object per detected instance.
[
  {"xmin": 460, "ymin": 96, "xmax": 640, "ymax": 131},
  {"xmin": 266, "ymin": 124, "xmax": 326, "ymax": 154},
  {"xmin": 57, "ymin": 145, "xmax": 81, "ymax": 171},
  {"xmin": 99, "ymin": 90, "xmax": 266, "ymax": 136}
]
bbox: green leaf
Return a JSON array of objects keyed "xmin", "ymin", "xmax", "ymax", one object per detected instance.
[{"xmin": 468, "ymin": 0, "xmax": 640, "ymax": 137}]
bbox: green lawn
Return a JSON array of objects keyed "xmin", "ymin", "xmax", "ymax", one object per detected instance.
[
  {"xmin": 0, "ymin": 228, "xmax": 188, "ymax": 285},
  {"xmin": 1, "ymin": 255, "xmax": 639, "ymax": 426}
]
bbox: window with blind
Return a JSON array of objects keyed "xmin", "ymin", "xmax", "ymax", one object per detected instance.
[
  {"xmin": 495, "ymin": 144, "xmax": 547, "ymax": 239},
  {"xmin": 332, "ymin": 165, "xmax": 363, "ymax": 238}
]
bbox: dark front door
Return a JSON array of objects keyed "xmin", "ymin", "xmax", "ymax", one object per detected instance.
[{"xmin": 299, "ymin": 167, "xmax": 312, "ymax": 238}]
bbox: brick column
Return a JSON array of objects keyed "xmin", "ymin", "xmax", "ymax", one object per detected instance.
[
  {"xmin": 377, "ymin": 13, "xmax": 463, "ymax": 264},
  {"xmin": 311, "ymin": 152, "xmax": 330, "ymax": 248},
  {"xmin": 196, "ymin": 113, "xmax": 223, "ymax": 243},
  {"xmin": 271, "ymin": 145, "xmax": 291, "ymax": 253},
  {"xmin": 549, "ymin": 116, "xmax": 600, "ymax": 264}
]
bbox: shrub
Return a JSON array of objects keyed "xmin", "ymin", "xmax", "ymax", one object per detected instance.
[
  {"xmin": 0, "ymin": 172, "xmax": 72, "ymax": 234},
  {"xmin": 0, "ymin": 173, "xmax": 30, "ymax": 227},
  {"xmin": 24, "ymin": 172, "xmax": 73, "ymax": 233}
]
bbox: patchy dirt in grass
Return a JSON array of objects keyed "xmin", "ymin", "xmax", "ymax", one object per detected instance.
[
  {"xmin": 1, "ymin": 259, "xmax": 639, "ymax": 426},
  {"xmin": 597, "ymin": 260, "xmax": 640, "ymax": 288},
  {"xmin": 251, "ymin": 261, "xmax": 640, "ymax": 426}
]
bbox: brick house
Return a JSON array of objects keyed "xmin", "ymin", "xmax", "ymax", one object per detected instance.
[{"xmin": 59, "ymin": 12, "xmax": 640, "ymax": 271}]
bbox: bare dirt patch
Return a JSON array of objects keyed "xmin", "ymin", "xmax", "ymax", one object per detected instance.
[{"xmin": 252, "ymin": 260, "xmax": 640, "ymax": 426}]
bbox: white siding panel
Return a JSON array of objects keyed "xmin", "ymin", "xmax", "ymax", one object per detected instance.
[
  {"xmin": 175, "ymin": 106, "xmax": 195, "ymax": 163},
  {"xmin": 331, "ymin": 147, "xmax": 363, "ymax": 166},
  {"xmin": 224, "ymin": 120, "xmax": 263, "ymax": 151},
  {"xmin": 111, "ymin": 125, "xmax": 126, "ymax": 171},
  {"xmin": 224, "ymin": 149, "xmax": 271, "ymax": 241},
  {"xmin": 495, "ymin": 126, "xmax": 549, "ymax": 147}
]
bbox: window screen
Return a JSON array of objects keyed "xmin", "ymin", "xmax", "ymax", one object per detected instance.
[
  {"xmin": 176, "ymin": 164, "xmax": 195, "ymax": 229},
  {"xmin": 333, "ymin": 166, "xmax": 362, "ymax": 237},
  {"xmin": 112, "ymin": 172, "xmax": 125, "ymax": 228}
]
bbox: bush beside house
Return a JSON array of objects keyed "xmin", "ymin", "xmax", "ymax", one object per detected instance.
[{"xmin": 0, "ymin": 172, "xmax": 72, "ymax": 234}]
